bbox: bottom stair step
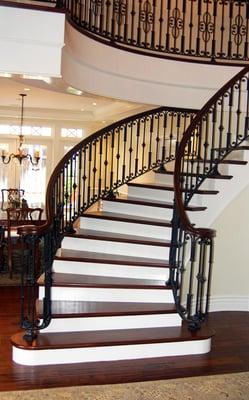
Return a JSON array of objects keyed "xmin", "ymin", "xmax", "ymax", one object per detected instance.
[
  {"xmin": 36, "ymin": 301, "xmax": 182, "ymax": 332},
  {"xmin": 11, "ymin": 325, "xmax": 214, "ymax": 366}
]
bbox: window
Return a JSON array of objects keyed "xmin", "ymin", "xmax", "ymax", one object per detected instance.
[
  {"xmin": 61, "ymin": 128, "xmax": 83, "ymax": 138},
  {"xmin": 0, "ymin": 124, "xmax": 52, "ymax": 137}
]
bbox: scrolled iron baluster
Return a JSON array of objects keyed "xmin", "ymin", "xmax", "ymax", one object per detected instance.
[{"xmin": 63, "ymin": 0, "xmax": 249, "ymax": 63}]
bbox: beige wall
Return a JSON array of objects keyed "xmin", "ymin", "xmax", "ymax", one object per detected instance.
[{"xmin": 210, "ymin": 183, "xmax": 249, "ymax": 310}]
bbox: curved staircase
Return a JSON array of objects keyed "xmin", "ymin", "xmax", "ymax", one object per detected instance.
[
  {"xmin": 8, "ymin": 1, "xmax": 249, "ymax": 367},
  {"xmin": 12, "ymin": 165, "xmax": 218, "ymax": 365},
  {"xmin": 12, "ymin": 143, "xmax": 249, "ymax": 365}
]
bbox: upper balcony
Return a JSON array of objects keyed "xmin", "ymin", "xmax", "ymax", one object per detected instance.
[{"xmin": 0, "ymin": 0, "xmax": 247, "ymax": 108}]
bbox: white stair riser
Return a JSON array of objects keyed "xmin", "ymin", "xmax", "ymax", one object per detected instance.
[
  {"xmin": 128, "ymin": 185, "xmax": 174, "ymax": 202},
  {"xmin": 154, "ymin": 172, "xmax": 174, "ymax": 185},
  {"xmin": 61, "ymin": 237, "xmax": 170, "ymax": 260},
  {"xmin": 102, "ymin": 200, "xmax": 173, "ymax": 219},
  {"xmin": 39, "ymin": 286, "xmax": 174, "ymax": 303},
  {"xmin": 187, "ymin": 179, "xmax": 230, "ymax": 226},
  {"xmin": 13, "ymin": 338, "xmax": 211, "ymax": 366},
  {"xmin": 80, "ymin": 216, "xmax": 172, "ymax": 239},
  {"xmin": 41, "ymin": 313, "xmax": 182, "ymax": 333},
  {"xmin": 53, "ymin": 260, "xmax": 169, "ymax": 281}
]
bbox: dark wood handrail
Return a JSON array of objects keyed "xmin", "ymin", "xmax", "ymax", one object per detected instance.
[{"xmin": 174, "ymin": 65, "xmax": 249, "ymax": 239}]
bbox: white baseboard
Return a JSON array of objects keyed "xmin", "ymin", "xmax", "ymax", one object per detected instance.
[{"xmin": 209, "ymin": 295, "xmax": 249, "ymax": 312}]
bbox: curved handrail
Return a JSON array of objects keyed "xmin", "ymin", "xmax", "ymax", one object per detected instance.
[
  {"xmin": 174, "ymin": 65, "xmax": 249, "ymax": 237},
  {"xmin": 64, "ymin": 0, "xmax": 249, "ymax": 65},
  {"xmin": 171, "ymin": 65, "xmax": 249, "ymax": 329}
]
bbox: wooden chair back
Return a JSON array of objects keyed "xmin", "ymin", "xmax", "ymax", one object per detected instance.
[
  {"xmin": 1, "ymin": 188, "xmax": 25, "ymax": 210},
  {"xmin": 6, "ymin": 207, "xmax": 43, "ymax": 278}
]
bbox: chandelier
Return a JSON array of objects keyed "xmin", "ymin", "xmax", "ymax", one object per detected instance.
[{"xmin": 1, "ymin": 93, "xmax": 40, "ymax": 166}]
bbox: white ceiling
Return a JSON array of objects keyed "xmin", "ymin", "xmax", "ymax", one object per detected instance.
[{"xmin": 0, "ymin": 74, "xmax": 152, "ymax": 124}]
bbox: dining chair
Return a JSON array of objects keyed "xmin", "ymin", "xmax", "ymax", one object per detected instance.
[
  {"xmin": 6, "ymin": 207, "xmax": 43, "ymax": 278},
  {"xmin": 1, "ymin": 188, "xmax": 25, "ymax": 210}
]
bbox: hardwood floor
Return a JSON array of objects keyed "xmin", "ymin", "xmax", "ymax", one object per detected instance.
[{"xmin": 0, "ymin": 286, "xmax": 248, "ymax": 392}]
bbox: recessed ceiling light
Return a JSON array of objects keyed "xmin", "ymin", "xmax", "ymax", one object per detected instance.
[
  {"xmin": 0, "ymin": 72, "xmax": 12, "ymax": 78},
  {"xmin": 67, "ymin": 86, "xmax": 82, "ymax": 96},
  {"xmin": 92, "ymin": 102, "xmax": 97, "ymax": 106},
  {"xmin": 24, "ymin": 88, "xmax": 30, "ymax": 91},
  {"xmin": 102, "ymin": 120, "xmax": 106, "ymax": 124},
  {"xmin": 22, "ymin": 74, "xmax": 51, "ymax": 84},
  {"xmin": 80, "ymin": 108, "xmax": 85, "ymax": 112}
]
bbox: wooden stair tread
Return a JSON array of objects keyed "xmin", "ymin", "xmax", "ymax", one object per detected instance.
[
  {"xmin": 55, "ymin": 249, "xmax": 170, "ymax": 268},
  {"xmin": 66, "ymin": 228, "xmax": 171, "ymax": 247},
  {"xmin": 36, "ymin": 300, "xmax": 177, "ymax": 317},
  {"xmin": 11, "ymin": 325, "xmax": 215, "ymax": 350},
  {"xmin": 82, "ymin": 211, "xmax": 172, "ymax": 227},
  {"xmin": 127, "ymin": 182, "xmax": 218, "ymax": 195},
  {"xmin": 38, "ymin": 273, "xmax": 171, "ymax": 289},
  {"xmin": 197, "ymin": 159, "xmax": 247, "ymax": 165},
  {"xmin": 104, "ymin": 194, "xmax": 206, "ymax": 211},
  {"xmin": 154, "ymin": 170, "xmax": 233, "ymax": 179}
]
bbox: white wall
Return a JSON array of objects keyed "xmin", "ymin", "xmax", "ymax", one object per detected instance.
[
  {"xmin": 0, "ymin": 6, "xmax": 65, "ymax": 76},
  {"xmin": 210, "ymin": 183, "xmax": 249, "ymax": 311}
]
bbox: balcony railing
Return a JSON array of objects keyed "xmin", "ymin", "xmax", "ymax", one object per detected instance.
[{"xmin": 63, "ymin": 0, "xmax": 249, "ymax": 65}]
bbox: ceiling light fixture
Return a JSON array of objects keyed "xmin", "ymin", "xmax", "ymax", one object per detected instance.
[{"xmin": 1, "ymin": 94, "xmax": 40, "ymax": 166}]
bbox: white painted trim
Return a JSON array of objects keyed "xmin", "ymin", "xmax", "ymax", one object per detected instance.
[
  {"xmin": 12, "ymin": 338, "xmax": 211, "ymax": 365},
  {"xmin": 209, "ymin": 295, "xmax": 249, "ymax": 312}
]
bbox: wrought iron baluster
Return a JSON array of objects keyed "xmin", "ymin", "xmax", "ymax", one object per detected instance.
[
  {"xmin": 204, "ymin": 237, "xmax": 214, "ymax": 315},
  {"xmin": 168, "ymin": 112, "xmax": 174, "ymax": 160},
  {"xmin": 105, "ymin": 0, "xmax": 111, "ymax": 37},
  {"xmin": 148, "ymin": 114, "xmax": 154, "ymax": 168},
  {"xmin": 122, "ymin": 124, "xmax": 127, "ymax": 181},
  {"xmin": 196, "ymin": 0, "xmax": 202, "ymax": 55},
  {"xmin": 100, "ymin": 0, "xmax": 104, "ymax": 33},
  {"xmin": 87, "ymin": 143, "xmax": 92, "ymax": 204},
  {"xmin": 211, "ymin": 0, "xmax": 217, "ymax": 59},
  {"xmin": 127, "ymin": 121, "xmax": 133, "ymax": 177},
  {"xmin": 151, "ymin": 0, "xmax": 157, "ymax": 49},
  {"xmin": 130, "ymin": 0, "xmax": 136, "ymax": 44},
  {"xmin": 92, "ymin": 140, "xmax": 97, "ymax": 200},
  {"xmin": 188, "ymin": 0, "xmax": 194, "ymax": 54},
  {"xmin": 245, "ymin": 73, "xmax": 249, "ymax": 138},
  {"xmin": 217, "ymin": 97, "xmax": 224, "ymax": 156},
  {"xmin": 110, "ymin": 129, "xmax": 115, "ymax": 190},
  {"xmin": 165, "ymin": 0, "xmax": 171, "ymax": 51},
  {"xmin": 219, "ymin": 0, "xmax": 225, "ymax": 58},
  {"xmin": 137, "ymin": 0, "xmax": 142, "ymax": 46},
  {"xmin": 210, "ymin": 103, "xmax": 217, "ymax": 169},
  {"xmin": 98, "ymin": 136, "xmax": 103, "ymax": 197},
  {"xmin": 135, "ymin": 120, "xmax": 140, "ymax": 175},
  {"xmin": 235, "ymin": 78, "xmax": 242, "ymax": 145},
  {"xmin": 158, "ymin": 0, "xmax": 164, "ymax": 49},
  {"xmin": 77, "ymin": 150, "xmax": 82, "ymax": 214},
  {"xmin": 116, "ymin": 127, "xmax": 121, "ymax": 186},
  {"xmin": 104, "ymin": 133, "xmax": 109, "ymax": 193},
  {"xmin": 161, "ymin": 111, "xmax": 167, "ymax": 163},
  {"xmin": 181, "ymin": 0, "xmax": 186, "ymax": 53},
  {"xmin": 227, "ymin": 85, "xmax": 234, "ymax": 148},
  {"xmin": 82, "ymin": 147, "xmax": 87, "ymax": 211},
  {"xmin": 141, "ymin": 117, "xmax": 146, "ymax": 171}
]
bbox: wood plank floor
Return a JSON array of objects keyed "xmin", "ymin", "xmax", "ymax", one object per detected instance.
[{"xmin": 0, "ymin": 286, "xmax": 249, "ymax": 392}]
